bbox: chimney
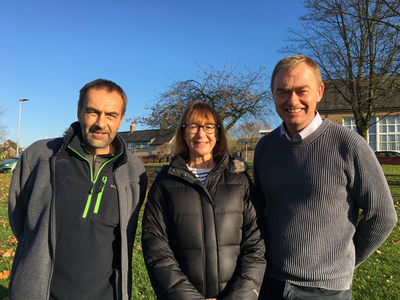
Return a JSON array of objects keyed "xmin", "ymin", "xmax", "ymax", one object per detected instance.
[{"xmin": 130, "ymin": 122, "xmax": 136, "ymax": 132}]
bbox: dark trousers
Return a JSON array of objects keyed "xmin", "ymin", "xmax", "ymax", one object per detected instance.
[{"xmin": 259, "ymin": 276, "xmax": 353, "ymax": 300}]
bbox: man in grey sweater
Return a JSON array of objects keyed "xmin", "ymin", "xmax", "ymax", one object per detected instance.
[
  {"xmin": 8, "ymin": 79, "xmax": 147, "ymax": 300},
  {"xmin": 254, "ymin": 55, "xmax": 397, "ymax": 299}
]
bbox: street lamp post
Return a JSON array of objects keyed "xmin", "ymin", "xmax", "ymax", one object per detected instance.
[{"xmin": 16, "ymin": 98, "xmax": 29, "ymax": 157}]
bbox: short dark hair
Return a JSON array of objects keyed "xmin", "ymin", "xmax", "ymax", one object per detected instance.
[
  {"xmin": 271, "ymin": 55, "xmax": 322, "ymax": 93},
  {"xmin": 173, "ymin": 101, "xmax": 228, "ymax": 159},
  {"xmin": 78, "ymin": 79, "xmax": 128, "ymax": 114}
]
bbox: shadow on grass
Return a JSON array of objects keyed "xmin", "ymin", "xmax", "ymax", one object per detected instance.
[
  {"xmin": 0, "ymin": 285, "xmax": 8, "ymax": 299},
  {"xmin": 387, "ymin": 179, "xmax": 400, "ymax": 187}
]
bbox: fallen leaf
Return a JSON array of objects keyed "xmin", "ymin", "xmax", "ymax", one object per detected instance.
[
  {"xmin": 7, "ymin": 236, "xmax": 17, "ymax": 245},
  {"xmin": 0, "ymin": 270, "xmax": 10, "ymax": 279},
  {"xmin": 2, "ymin": 249, "xmax": 13, "ymax": 257},
  {"xmin": 376, "ymin": 249, "xmax": 382, "ymax": 254}
]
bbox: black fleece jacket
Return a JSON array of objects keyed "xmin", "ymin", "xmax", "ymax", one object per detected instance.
[{"xmin": 142, "ymin": 154, "xmax": 266, "ymax": 300}]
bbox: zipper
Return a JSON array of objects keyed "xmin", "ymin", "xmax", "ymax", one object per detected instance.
[
  {"xmin": 82, "ymin": 182, "xmax": 95, "ymax": 218},
  {"xmin": 94, "ymin": 176, "xmax": 108, "ymax": 213},
  {"xmin": 68, "ymin": 146, "xmax": 123, "ymax": 218}
]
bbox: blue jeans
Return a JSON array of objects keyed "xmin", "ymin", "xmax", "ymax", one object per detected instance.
[{"xmin": 259, "ymin": 276, "xmax": 352, "ymax": 300}]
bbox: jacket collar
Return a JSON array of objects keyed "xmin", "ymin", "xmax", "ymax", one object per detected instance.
[
  {"xmin": 59, "ymin": 121, "xmax": 128, "ymax": 166},
  {"xmin": 163, "ymin": 153, "xmax": 248, "ymax": 181}
]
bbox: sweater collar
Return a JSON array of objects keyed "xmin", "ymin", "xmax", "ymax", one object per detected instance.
[
  {"xmin": 280, "ymin": 111, "xmax": 323, "ymax": 141},
  {"xmin": 278, "ymin": 118, "xmax": 332, "ymax": 146}
]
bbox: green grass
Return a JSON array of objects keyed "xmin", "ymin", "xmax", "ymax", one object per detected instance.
[
  {"xmin": 381, "ymin": 165, "xmax": 400, "ymax": 196},
  {"xmin": 0, "ymin": 164, "xmax": 399, "ymax": 299}
]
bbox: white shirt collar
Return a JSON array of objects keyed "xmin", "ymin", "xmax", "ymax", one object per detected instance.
[{"xmin": 280, "ymin": 111, "xmax": 323, "ymax": 141}]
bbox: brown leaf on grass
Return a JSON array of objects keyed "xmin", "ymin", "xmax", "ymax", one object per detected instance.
[
  {"xmin": 376, "ymin": 249, "xmax": 382, "ymax": 254},
  {"xmin": 1, "ymin": 249, "xmax": 14, "ymax": 257},
  {"xmin": 0, "ymin": 270, "xmax": 10, "ymax": 279},
  {"xmin": 392, "ymin": 240, "xmax": 400, "ymax": 244},
  {"xmin": 7, "ymin": 236, "xmax": 17, "ymax": 245}
]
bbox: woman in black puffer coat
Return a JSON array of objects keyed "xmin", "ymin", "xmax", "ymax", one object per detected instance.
[{"xmin": 142, "ymin": 101, "xmax": 266, "ymax": 300}]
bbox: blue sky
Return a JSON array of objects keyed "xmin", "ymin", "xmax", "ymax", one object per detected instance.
[{"xmin": 0, "ymin": 0, "xmax": 306, "ymax": 148}]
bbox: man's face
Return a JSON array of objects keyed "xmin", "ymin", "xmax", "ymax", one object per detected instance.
[
  {"xmin": 272, "ymin": 62, "xmax": 324, "ymax": 137},
  {"xmin": 78, "ymin": 88, "xmax": 125, "ymax": 155}
]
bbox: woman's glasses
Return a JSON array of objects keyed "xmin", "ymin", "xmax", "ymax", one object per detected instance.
[{"xmin": 183, "ymin": 124, "xmax": 219, "ymax": 134}]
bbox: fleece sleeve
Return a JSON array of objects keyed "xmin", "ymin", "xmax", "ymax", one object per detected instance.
[{"xmin": 8, "ymin": 151, "xmax": 31, "ymax": 240}]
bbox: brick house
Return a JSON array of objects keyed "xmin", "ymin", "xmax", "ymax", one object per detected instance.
[{"xmin": 317, "ymin": 80, "xmax": 400, "ymax": 151}]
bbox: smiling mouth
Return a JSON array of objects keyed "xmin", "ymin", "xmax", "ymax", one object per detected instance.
[
  {"xmin": 90, "ymin": 131, "xmax": 108, "ymax": 137},
  {"xmin": 287, "ymin": 109, "xmax": 302, "ymax": 113}
]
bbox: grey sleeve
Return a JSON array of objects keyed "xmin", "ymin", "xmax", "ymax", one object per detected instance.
[{"xmin": 351, "ymin": 142, "xmax": 397, "ymax": 266}]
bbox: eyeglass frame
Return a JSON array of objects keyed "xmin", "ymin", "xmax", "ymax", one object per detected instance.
[{"xmin": 182, "ymin": 124, "xmax": 220, "ymax": 134}]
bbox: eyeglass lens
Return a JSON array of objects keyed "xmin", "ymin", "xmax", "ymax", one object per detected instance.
[{"xmin": 186, "ymin": 124, "xmax": 216, "ymax": 134}]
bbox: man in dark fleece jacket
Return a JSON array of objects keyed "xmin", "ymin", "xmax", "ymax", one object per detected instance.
[
  {"xmin": 254, "ymin": 55, "xmax": 397, "ymax": 300},
  {"xmin": 8, "ymin": 79, "xmax": 147, "ymax": 300}
]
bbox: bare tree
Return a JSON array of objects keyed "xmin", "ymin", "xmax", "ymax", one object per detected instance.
[
  {"xmin": 0, "ymin": 106, "xmax": 8, "ymax": 143},
  {"xmin": 228, "ymin": 120, "xmax": 272, "ymax": 150},
  {"xmin": 132, "ymin": 61, "xmax": 273, "ymax": 135},
  {"xmin": 153, "ymin": 142, "xmax": 172, "ymax": 162},
  {"xmin": 283, "ymin": 0, "xmax": 400, "ymax": 139},
  {"xmin": 376, "ymin": 0, "xmax": 400, "ymax": 30}
]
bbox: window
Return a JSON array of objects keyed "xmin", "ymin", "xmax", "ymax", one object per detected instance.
[
  {"xmin": 343, "ymin": 116, "xmax": 400, "ymax": 151},
  {"xmin": 127, "ymin": 143, "xmax": 134, "ymax": 150},
  {"xmin": 343, "ymin": 117, "xmax": 357, "ymax": 132},
  {"xmin": 135, "ymin": 143, "xmax": 141, "ymax": 149},
  {"xmin": 388, "ymin": 151, "xmax": 400, "ymax": 158},
  {"xmin": 375, "ymin": 116, "xmax": 400, "ymax": 151},
  {"xmin": 142, "ymin": 143, "xmax": 148, "ymax": 149}
]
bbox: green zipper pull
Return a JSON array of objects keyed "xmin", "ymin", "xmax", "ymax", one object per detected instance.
[
  {"xmin": 83, "ymin": 182, "xmax": 95, "ymax": 218},
  {"xmin": 98, "ymin": 178, "xmax": 106, "ymax": 193},
  {"xmin": 88, "ymin": 182, "xmax": 95, "ymax": 194},
  {"xmin": 94, "ymin": 176, "xmax": 108, "ymax": 214}
]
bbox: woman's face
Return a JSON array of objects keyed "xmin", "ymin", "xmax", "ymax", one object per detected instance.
[{"xmin": 184, "ymin": 120, "xmax": 218, "ymax": 162}]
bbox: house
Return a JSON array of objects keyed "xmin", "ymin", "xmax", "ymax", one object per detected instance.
[
  {"xmin": 118, "ymin": 123, "xmax": 173, "ymax": 156},
  {"xmin": 317, "ymin": 79, "xmax": 400, "ymax": 151},
  {"xmin": 259, "ymin": 129, "xmax": 273, "ymax": 137}
]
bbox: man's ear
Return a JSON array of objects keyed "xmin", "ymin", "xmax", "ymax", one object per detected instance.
[
  {"xmin": 317, "ymin": 83, "xmax": 325, "ymax": 103},
  {"xmin": 118, "ymin": 113, "xmax": 125, "ymax": 130}
]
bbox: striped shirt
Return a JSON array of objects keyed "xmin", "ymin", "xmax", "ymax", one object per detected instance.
[{"xmin": 187, "ymin": 167, "xmax": 212, "ymax": 184}]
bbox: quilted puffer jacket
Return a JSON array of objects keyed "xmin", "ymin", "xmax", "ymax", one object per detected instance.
[{"xmin": 142, "ymin": 154, "xmax": 266, "ymax": 300}]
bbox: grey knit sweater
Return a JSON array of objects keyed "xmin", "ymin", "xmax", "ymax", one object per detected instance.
[{"xmin": 253, "ymin": 119, "xmax": 397, "ymax": 290}]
